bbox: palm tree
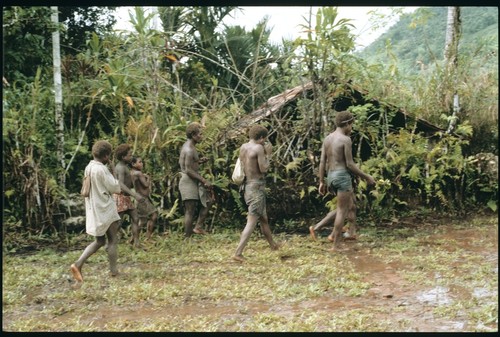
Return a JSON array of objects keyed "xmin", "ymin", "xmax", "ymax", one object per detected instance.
[
  {"xmin": 156, "ymin": 6, "xmax": 286, "ymax": 111},
  {"xmin": 218, "ymin": 19, "xmax": 286, "ymax": 111}
]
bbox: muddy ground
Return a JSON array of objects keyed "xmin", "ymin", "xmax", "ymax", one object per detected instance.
[{"xmin": 2, "ymin": 214, "xmax": 498, "ymax": 332}]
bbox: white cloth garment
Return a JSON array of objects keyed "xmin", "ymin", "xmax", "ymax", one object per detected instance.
[{"xmin": 84, "ymin": 160, "xmax": 121, "ymax": 236}]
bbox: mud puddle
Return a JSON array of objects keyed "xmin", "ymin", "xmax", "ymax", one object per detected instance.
[{"xmin": 342, "ymin": 222, "xmax": 498, "ymax": 332}]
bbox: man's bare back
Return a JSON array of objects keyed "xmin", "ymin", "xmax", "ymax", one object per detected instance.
[
  {"xmin": 323, "ymin": 129, "xmax": 351, "ymax": 172},
  {"xmin": 320, "ymin": 127, "xmax": 374, "ymax": 182},
  {"xmin": 240, "ymin": 141, "xmax": 269, "ymax": 181}
]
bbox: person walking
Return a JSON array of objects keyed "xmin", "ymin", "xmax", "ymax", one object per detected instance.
[
  {"xmin": 314, "ymin": 111, "xmax": 375, "ymax": 252},
  {"xmin": 130, "ymin": 156, "xmax": 158, "ymax": 241},
  {"xmin": 308, "ymin": 184, "xmax": 357, "ymax": 241},
  {"xmin": 70, "ymin": 140, "xmax": 121, "ymax": 282},
  {"xmin": 232, "ymin": 125, "xmax": 280, "ymax": 262},
  {"xmin": 113, "ymin": 144, "xmax": 145, "ymax": 248},
  {"xmin": 178, "ymin": 122, "xmax": 214, "ymax": 237}
]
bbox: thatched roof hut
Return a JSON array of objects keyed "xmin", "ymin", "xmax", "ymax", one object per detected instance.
[{"xmin": 225, "ymin": 80, "xmax": 444, "ymax": 140}]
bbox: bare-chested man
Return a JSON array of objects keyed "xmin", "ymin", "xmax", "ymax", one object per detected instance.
[
  {"xmin": 232, "ymin": 125, "xmax": 279, "ymax": 262},
  {"xmin": 113, "ymin": 144, "xmax": 145, "ymax": 248},
  {"xmin": 314, "ymin": 111, "xmax": 375, "ymax": 252},
  {"xmin": 178, "ymin": 122, "xmax": 213, "ymax": 237}
]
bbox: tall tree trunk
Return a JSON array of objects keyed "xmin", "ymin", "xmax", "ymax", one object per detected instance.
[
  {"xmin": 51, "ymin": 6, "xmax": 65, "ymax": 185},
  {"xmin": 444, "ymin": 6, "xmax": 461, "ymax": 134},
  {"xmin": 150, "ymin": 7, "xmax": 161, "ymax": 125}
]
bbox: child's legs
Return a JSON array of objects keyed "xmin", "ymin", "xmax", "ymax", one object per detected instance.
[
  {"xmin": 332, "ymin": 191, "xmax": 352, "ymax": 247},
  {"xmin": 74, "ymin": 235, "xmax": 106, "ymax": 270},
  {"xmin": 146, "ymin": 212, "xmax": 158, "ymax": 239}
]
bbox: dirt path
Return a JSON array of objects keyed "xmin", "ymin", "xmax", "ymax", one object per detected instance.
[
  {"xmin": 343, "ymin": 221, "xmax": 498, "ymax": 331},
  {"xmin": 2, "ymin": 215, "xmax": 498, "ymax": 332}
]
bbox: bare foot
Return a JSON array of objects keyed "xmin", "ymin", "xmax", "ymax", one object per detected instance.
[
  {"xmin": 110, "ymin": 270, "xmax": 119, "ymax": 277},
  {"xmin": 193, "ymin": 227, "xmax": 207, "ymax": 235},
  {"xmin": 343, "ymin": 234, "xmax": 358, "ymax": 241},
  {"xmin": 70, "ymin": 264, "xmax": 83, "ymax": 282},
  {"xmin": 271, "ymin": 243, "xmax": 281, "ymax": 251},
  {"xmin": 309, "ymin": 226, "xmax": 317, "ymax": 241},
  {"xmin": 328, "ymin": 229, "xmax": 349, "ymax": 242},
  {"xmin": 232, "ymin": 255, "xmax": 246, "ymax": 263}
]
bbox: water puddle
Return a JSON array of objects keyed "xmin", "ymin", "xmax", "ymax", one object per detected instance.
[
  {"xmin": 416, "ymin": 286, "xmax": 453, "ymax": 306},
  {"xmin": 472, "ymin": 287, "xmax": 495, "ymax": 299}
]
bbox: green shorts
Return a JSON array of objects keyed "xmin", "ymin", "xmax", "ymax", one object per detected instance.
[
  {"xmin": 244, "ymin": 180, "xmax": 267, "ymax": 217},
  {"xmin": 326, "ymin": 169, "xmax": 353, "ymax": 193}
]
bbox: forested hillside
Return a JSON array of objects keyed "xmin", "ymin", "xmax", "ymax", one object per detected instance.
[
  {"xmin": 358, "ymin": 7, "xmax": 498, "ymax": 75},
  {"xmin": 351, "ymin": 6, "xmax": 498, "ymax": 157}
]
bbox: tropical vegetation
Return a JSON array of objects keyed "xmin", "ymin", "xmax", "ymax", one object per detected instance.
[{"xmin": 2, "ymin": 6, "xmax": 498, "ymax": 242}]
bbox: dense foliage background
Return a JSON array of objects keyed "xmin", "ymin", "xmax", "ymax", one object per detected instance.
[
  {"xmin": 2, "ymin": 6, "xmax": 498, "ymax": 242},
  {"xmin": 358, "ymin": 7, "xmax": 498, "ymax": 154}
]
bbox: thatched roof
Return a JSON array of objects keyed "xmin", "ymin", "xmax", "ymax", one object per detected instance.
[
  {"xmin": 225, "ymin": 80, "xmax": 445, "ymax": 140},
  {"xmin": 225, "ymin": 82, "xmax": 313, "ymax": 139}
]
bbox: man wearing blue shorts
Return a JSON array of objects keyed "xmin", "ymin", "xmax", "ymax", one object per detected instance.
[{"xmin": 310, "ymin": 111, "xmax": 375, "ymax": 252}]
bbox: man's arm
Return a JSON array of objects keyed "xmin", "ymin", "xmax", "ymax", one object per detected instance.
[
  {"xmin": 343, "ymin": 138, "xmax": 375, "ymax": 184},
  {"xmin": 318, "ymin": 141, "xmax": 327, "ymax": 195},
  {"xmin": 179, "ymin": 151, "xmax": 185, "ymax": 172},
  {"xmin": 185, "ymin": 150, "xmax": 211, "ymax": 187},
  {"xmin": 257, "ymin": 145, "xmax": 270, "ymax": 174},
  {"xmin": 116, "ymin": 164, "xmax": 145, "ymax": 201},
  {"xmin": 318, "ymin": 141, "xmax": 327, "ymax": 182}
]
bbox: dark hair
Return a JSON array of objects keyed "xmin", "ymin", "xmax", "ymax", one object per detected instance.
[
  {"xmin": 186, "ymin": 122, "xmax": 202, "ymax": 139},
  {"xmin": 115, "ymin": 144, "xmax": 132, "ymax": 161},
  {"xmin": 249, "ymin": 125, "xmax": 268, "ymax": 140},
  {"xmin": 92, "ymin": 140, "xmax": 113, "ymax": 160},
  {"xmin": 335, "ymin": 111, "xmax": 355, "ymax": 127},
  {"xmin": 130, "ymin": 156, "xmax": 143, "ymax": 169}
]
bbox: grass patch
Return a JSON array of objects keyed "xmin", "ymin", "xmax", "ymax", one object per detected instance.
[{"xmin": 2, "ymin": 215, "xmax": 497, "ymax": 332}]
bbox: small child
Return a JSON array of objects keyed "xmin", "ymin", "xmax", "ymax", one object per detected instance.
[{"xmin": 130, "ymin": 157, "xmax": 158, "ymax": 241}]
